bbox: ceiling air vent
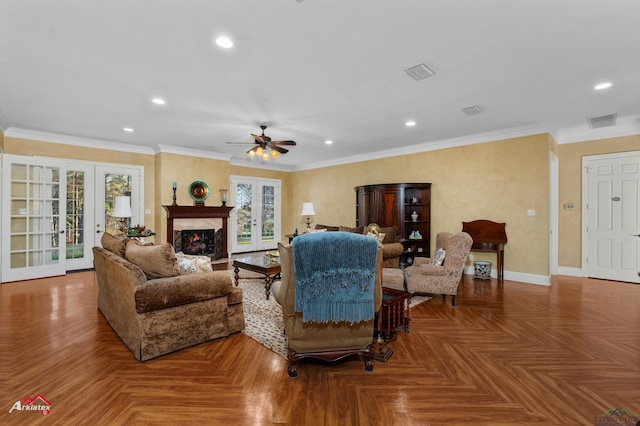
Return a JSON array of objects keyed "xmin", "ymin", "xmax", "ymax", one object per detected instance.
[
  {"xmin": 462, "ymin": 105, "xmax": 483, "ymax": 116},
  {"xmin": 405, "ymin": 63, "xmax": 435, "ymax": 81},
  {"xmin": 588, "ymin": 113, "xmax": 617, "ymax": 129}
]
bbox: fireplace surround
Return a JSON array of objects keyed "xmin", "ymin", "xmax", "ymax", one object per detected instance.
[{"xmin": 163, "ymin": 205, "xmax": 233, "ymax": 260}]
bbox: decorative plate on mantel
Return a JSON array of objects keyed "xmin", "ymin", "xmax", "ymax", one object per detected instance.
[{"xmin": 189, "ymin": 180, "xmax": 210, "ymax": 204}]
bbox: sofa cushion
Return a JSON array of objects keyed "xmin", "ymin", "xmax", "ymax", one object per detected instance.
[
  {"xmin": 134, "ymin": 271, "xmax": 232, "ymax": 313},
  {"xmin": 379, "ymin": 227, "xmax": 397, "ymax": 244},
  {"xmin": 125, "ymin": 242, "xmax": 180, "ymax": 279},
  {"xmin": 175, "ymin": 252, "xmax": 213, "ymax": 274},
  {"xmin": 101, "ymin": 232, "xmax": 129, "ymax": 257},
  {"xmin": 339, "ymin": 226, "xmax": 365, "ymax": 234},
  {"xmin": 315, "ymin": 224, "xmax": 339, "ymax": 231}
]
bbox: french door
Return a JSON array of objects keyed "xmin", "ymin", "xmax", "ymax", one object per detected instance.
[
  {"xmin": 65, "ymin": 163, "xmax": 143, "ymax": 271},
  {"xmin": 1, "ymin": 154, "xmax": 143, "ymax": 281},
  {"xmin": 2, "ymin": 155, "xmax": 67, "ymax": 282},
  {"xmin": 230, "ymin": 176, "xmax": 281, "ymax": 253},
  {"xmin": 584, "ymin": 152, "xmax": 640, "ymax": 282}
]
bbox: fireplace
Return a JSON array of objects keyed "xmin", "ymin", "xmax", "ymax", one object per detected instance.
[
  {"xmin": 173, "ymin": 229, "xmax": 224, "ymax": 260},
  {"xmin": 163, "ymin": 205, "xmax": 233, "ymax": 260}
]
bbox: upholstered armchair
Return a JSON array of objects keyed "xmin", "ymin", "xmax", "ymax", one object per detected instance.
[
  {"xmin": 272, "ymin": 232, "xmax": 382, "ymax": 378},
  {"xmin": 404, "ymin": 232, "xmax": 472, "ymax": 306}
]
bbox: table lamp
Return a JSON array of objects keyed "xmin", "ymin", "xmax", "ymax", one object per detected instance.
[
  {"xmin": 113, "ymin": 195, "xmax": 133, "ymax": 235},
  {"xmin": 300, "ymin": 202, "xmax": 316, "ymax": 233}
]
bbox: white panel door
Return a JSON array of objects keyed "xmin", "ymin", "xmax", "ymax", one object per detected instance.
[
  {"xmin": 2, "ymin": 155, "xmax": 67, "ymax": 282},
  {"xmin": 230, "ymin": 176, "xmax": 280, "ymax": 253},
  {"xmin": 586, "ymin": 153, "xmax": 640, "ymax": 282}
]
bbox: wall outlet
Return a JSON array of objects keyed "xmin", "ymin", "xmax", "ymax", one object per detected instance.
[
  {"xmin": 527, "ymin": 209, "xmax": 536, "ymax": 216},
  {"xmin": 564, "ymin": 203, "xmax": 575, "ymax": 210}
]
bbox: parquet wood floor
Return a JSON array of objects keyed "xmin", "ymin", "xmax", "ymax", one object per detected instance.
[{"xmin": 1, "ymin": 271, "xmax": 639, "ymax": 425}]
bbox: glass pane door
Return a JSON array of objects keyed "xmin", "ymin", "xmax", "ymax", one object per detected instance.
[
  {"xmin": 65, "ymin": 163, "xmax": 95, "ymax": 271},
  {"xmin": 230, "ymin": 176, "xmax": 280, "ymax": 253},
  {"xmin": 95, "ymin": 165, "xmax": 143, "ymax": 245},
  {"xmin": 2, "ymin": 155, "xmax": 66, "ymax": 282}
]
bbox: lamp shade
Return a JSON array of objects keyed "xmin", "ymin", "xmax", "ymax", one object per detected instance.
[
  {"xmin": 300, "ymin": 202, "xmax": 316, "ymax": 216},
  {"xmin": 113, "ymin": 196, "xmax": 133, "ymax": 218}
]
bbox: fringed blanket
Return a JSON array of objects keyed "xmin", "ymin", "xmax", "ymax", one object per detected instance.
[{"xmin": 293, "ymin": 232, "xmax": 378, "ymax": 324}]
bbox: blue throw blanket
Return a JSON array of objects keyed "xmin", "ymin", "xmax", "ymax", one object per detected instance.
[{"xmin": 293, "ymin": 232, "xmax": 378, "ymax": 324}]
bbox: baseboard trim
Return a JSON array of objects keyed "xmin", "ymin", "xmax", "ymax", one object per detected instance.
[{"xmin": 464, "ymin": 266, "xmax": 551, "ymax": 286}]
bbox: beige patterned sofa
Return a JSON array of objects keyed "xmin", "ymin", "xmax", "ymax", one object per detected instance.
[
  {"xmin": 93, "ymin": 233, "xmax": 244, "ymax": 361},
  {"xmin": 314, "ymin": 224, "xmax": 404, "ymax": 268}
]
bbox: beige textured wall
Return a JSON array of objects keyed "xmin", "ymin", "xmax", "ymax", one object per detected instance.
[
  {"xmin": 291, "ymin": 134, "xmax": 551, "ymax": 275},
  {"xmin": 155, "ymin": 152, "xmax": 231, "ymax": 242},
  {"xmin": 558, "ymin": 134, "xmax": 640, "ymax": 268},
  {"xmin": 5, "ymin": 131, "xmax": 637, "ymax": 277},
  {"xmin": 3, "ymin": 136, "xmax": 157, "ymax": 233}
]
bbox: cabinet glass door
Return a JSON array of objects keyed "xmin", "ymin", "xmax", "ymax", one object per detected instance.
[{"xmin": 2, "ymin": 154, "xmax": 67, "ymax": 282}]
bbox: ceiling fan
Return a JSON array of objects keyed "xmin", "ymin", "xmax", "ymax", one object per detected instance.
[{"xmin": 226, "ymin": 125, "xmax": 296, "ymax": 160}]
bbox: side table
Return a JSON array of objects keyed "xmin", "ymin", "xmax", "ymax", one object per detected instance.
[{"xmin": 373, "ymin": 287, "xmax": 411, "ymax": 361}]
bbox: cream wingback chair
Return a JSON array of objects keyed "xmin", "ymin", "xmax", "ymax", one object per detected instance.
[
  {"xmin": 404, "ymin": 232, "xmax": 472, "ymax": 306},
  {"xmin": 272, "ymin": 232, "xmax": 382, "ymax": 378}
]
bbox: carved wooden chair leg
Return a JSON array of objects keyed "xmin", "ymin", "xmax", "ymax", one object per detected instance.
[
  {"xmin": 451, "ymin": 295, "xmax": 457, "ymax": 306},
  {"xmin": 287, "ymin": 361, "xmax": 299, "ymax": 378}
]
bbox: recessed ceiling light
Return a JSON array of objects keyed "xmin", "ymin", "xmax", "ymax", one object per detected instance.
[
  {"xmin": 123, "ymin": 127, "xmax": 134, "ymax": 133},
  {"xmin": 594, "ymin": 82, "xmax": 612, "ymax": 90},
  {"xmin": 325, "ymin": 140, "xmax": 333, "ymax": 145},
  {"xmin": 215, "ymin": 36, "xmax": 234, "ymax": 48},
  {"xmin": 405, "ymin": 121, "xmax": 416, "ymax": 127},
  {"xmin": 152, "ymin": 98, "xmax": 166, "ymax": 105}
]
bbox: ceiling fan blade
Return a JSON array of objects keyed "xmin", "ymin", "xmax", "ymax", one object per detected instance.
[
  {"xmin": 271, "ymin": 145, "xmax": 289, "ymax": 154},
  {"xmin": 251, "ymin": 133, "xmax": 267, "ymax": 144},
  {"xmin": 271, "ymin": 140, "xmax": 296, "ymax": 146}
]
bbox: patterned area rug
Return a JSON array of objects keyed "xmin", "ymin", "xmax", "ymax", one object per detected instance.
[
  {"xmin": 236, "ymin": 277, "xmax": 288, "ymax": 359},
  {"xmin": 233, "ymin": 272, "xmax": 431, "ymax": 359}
]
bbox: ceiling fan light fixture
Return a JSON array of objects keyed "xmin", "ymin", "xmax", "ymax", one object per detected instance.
[
  {"xmin": 271, "ymin": 149, "xmax": 279, "ymax": 159},
  {"xmin": 256, "ymin": 146, "xmax": 264, "ymax": 156},
  {"xmin": 262, "ymin": 150, "xmax": 269, "ymax": 161}
]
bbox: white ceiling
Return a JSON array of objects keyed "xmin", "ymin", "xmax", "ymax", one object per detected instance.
[{"xmin": 1, "ymin": 0, "xmax": 639, "ymax": 171}]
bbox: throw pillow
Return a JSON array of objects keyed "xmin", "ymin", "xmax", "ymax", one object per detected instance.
[
  {"xmin": 367, "ymin": 232, "xmax": 385, "ymax": 244},
  {"xmin": 432, "ymin": 248, "xmax": 446, "ymax": 266},
  {"xmin": 125, "ymin": 242, "xmax": 180, "ymax": 279},
  {"xmin": 101, "ymin": 232, "xmax": 129, "ymax": 257},
  {"xmin": 175, "ymin": 252, "xmax": 213, "ymax": 274}
]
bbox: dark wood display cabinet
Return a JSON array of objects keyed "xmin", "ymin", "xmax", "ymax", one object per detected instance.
[{"xmin": 355, "ymin": 183, "xmax": 431, "ymax": 267}]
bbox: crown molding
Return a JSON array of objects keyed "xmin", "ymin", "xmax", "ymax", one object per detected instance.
[
  {"xmin": 4, "ymin": 127, "xmax": 156, "ymax": 155},
  {"xmin": 154, "ymin": 145, "xmax": 232, "ymax": 161},
  {"xmin": 292, "ymin": 123, "xmax": 555, "ymax": 171}
]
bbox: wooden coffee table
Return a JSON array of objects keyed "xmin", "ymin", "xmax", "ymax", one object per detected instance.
[{"xmin": 233, "ymin": 255, "xmax": 281, "ymax": 300}]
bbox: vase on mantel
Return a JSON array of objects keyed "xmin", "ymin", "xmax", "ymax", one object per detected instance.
[{"xmin": 411, "ymin": 211, "xmax": 418, "ymax": 222}]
